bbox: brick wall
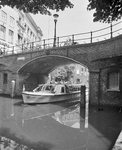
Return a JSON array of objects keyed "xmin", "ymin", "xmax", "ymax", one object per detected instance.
[
  {"xmin": 89, "ymin": 71, "xmax": 99, "ymax": 105},
  {"xmin": 0, "ymin": 35, "xmax": 122, "ymax": 106},
  {"xmin": 99, "ymin": 67, "xmax": 122, "ymax": 106}
]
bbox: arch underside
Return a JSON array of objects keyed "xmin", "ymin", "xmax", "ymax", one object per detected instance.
[{"xmin": 18, "ymin": 55, "xmax": 83, "ymax": 75}]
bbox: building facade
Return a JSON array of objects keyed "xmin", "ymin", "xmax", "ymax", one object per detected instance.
[
  {"xmin": 0, "ymin": 6, "xmax": 43, "ymax": 54},
  {"xmin": 49, "ymin": 64, "xmax": 89, "ymax": 88}
]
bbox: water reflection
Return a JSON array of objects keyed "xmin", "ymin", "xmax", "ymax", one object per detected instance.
[
  {"xmin": 0, "ymin": 136, "xmax": 33, "ymax": 150},
  {"xmin": 52, "ymin": 103, "xmax": 85, "ymax": 130},
  {"xmin": 0, "ymin": 98, "xmax": 89, "ymax": 150},
  {"xmin": 0, "ymin": 97, "xmax": 121, "ymax": 150},
  {"xmin": 14, "ymin": 101, "xmax": 88, "ymax": 131},
  {"xmin": 22, "ymin": 103, "xmax": 82, "ymax": 128}
]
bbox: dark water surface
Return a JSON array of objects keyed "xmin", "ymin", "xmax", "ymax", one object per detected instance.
[{"xmin": 0, "ymin": 96, "xmax": 121, "ymax": 150}]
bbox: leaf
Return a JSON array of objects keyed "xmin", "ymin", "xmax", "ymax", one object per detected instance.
[
  {"xmin": 87, "ymin": 0, "xmax": 122, "ymax": 23},
  {"xmin": 0, "ymin": 0, "xmax": 74, "ymax": 15}
]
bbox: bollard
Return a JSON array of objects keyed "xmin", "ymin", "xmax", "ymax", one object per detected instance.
[
  {"xmin": 23, "ymin": 84, "xmax": 25, "ymax": 92},
  {"xmin": 80, "ymin": 85, "xmax": 89, "ymax": 128},
  {"xmin": 80, "ymin": 86, "xmax": 86, "ymax": 106},
  {"xmin": 11, "ymin": 80, "xmax": 15, "ymax": 98},
  {"xmin": 80, "ymin": 86, "xmax": 86, "ymax": 122}
]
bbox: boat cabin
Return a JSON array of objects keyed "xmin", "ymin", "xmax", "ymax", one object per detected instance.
[
  {"xmin": 53, "ymin": 84, "xmax": 70, "ymax": 94},
  {"xmin": 33, "ymin": 84, "xmax": 70, "ymax": 94}
]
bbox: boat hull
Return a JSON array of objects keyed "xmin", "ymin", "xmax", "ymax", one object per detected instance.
[{"xmin": 22, "ymin": 91, "xmax": 80, "ymax": 104}]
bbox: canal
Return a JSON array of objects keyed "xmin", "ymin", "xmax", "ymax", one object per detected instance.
[{"xmin": 0, "ymin": 96, "xmax": 121, "ymax": 150}]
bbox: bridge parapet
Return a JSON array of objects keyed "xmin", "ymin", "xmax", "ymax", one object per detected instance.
[
  {"xmin": 1, "ymin": 34, "xmax": 122, "ymax": 72},
  {"xmin": 0, "ymin": 30, "xmax": 122, "ymax": 106},
  {"xmin": 0, "ymin": 21, "xmax": 122, "ymax": 56}
]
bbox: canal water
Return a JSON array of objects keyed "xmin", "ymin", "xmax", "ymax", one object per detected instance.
[{"xmin": 0, "ymin": 96, "xmax": 121, "ymax": 150}]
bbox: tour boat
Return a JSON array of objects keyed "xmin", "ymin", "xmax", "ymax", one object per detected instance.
[{"xmin": 22, "ymin": 84, "xmax": 81, "ymax": 104}]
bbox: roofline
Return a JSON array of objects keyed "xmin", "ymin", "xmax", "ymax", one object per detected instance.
[{"xmin": 25, "ymin": 13, "xmax": 43, "ymax": 37}]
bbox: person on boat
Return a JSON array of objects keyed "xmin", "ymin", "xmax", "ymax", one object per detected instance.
[
  {"xmin": 53, "ymin": 84, "xmax": 62, "ymax": 94},
  {"xmin": 65, "ymin": 84, "xmax": 70, "ymax": 94}
]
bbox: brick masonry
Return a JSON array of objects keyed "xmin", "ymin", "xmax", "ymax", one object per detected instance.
[{"xmin": 0, "ymin": 35, "xmax": 122, "ymax": 106}]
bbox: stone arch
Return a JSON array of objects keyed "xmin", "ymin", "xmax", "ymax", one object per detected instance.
[
  {"xmin": 17, "ymin": 55, "xmax": 89, "ymax": 92},
  {"xmin": 17, "ymin": 55, "xmax": 89, "ymax": 75}
]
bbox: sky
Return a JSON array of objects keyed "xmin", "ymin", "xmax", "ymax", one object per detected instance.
[{"xmin": 31, "ymin": 0, "xmax": 121, "ymax": 41}]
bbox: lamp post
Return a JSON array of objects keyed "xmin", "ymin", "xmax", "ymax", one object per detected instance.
[{"xmin": 53, "ymin": 14, "xmax": 59, "ymax": 47}]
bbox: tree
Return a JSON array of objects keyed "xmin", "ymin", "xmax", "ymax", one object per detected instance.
[
  {"xmin": 64, "ymin": 65, "xmax": 74, "ymax": 81},
  {"xmin": 87, "ymin": 0, "xmax": 122, "ymax": 23},
  {"xmin": 1, "ymin": 0, "xmax": 121, "ymax": 23},
  {"xmin": 0, "ymin": 0, "xmax": 73, "ymax": 15},
  {"xmin": 51, "ymin": 65, "xmax": 75, "ymax": 83}
]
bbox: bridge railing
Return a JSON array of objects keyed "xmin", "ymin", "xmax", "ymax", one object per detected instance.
[{"xmin": 1, "ymin": 21, "xmax": 122, "ymax": 55}]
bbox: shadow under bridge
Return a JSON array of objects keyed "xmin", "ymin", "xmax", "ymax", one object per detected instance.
[{"xmin": 18, "ymin": 55, "xmax": 82, "ymax": 75}]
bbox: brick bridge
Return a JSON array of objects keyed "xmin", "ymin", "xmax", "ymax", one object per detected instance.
[{"xmin": 0, "ymin": 35, "xmax": 122, "ymax": 106}]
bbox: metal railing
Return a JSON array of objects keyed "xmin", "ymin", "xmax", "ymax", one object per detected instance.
[{"xmin": 0, "ymin": 21, "xmax": 122, "ymax": 55}]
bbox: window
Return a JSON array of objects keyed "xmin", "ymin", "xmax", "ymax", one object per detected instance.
[
  {"xmin": 18, "ymin": 34, "xmax": 22, "ymax": 44},
  {"xmin": 1, "ymin": 11, "xmax": 7, "ymax": 23},
  {"xmin": 76, "ymin": 78, "xmax": 80, "ymax": 84},
  {"xmin": 9, "ymin": 16, "xmax": 15, "ymax": 28},
  {"xmin": 27, "ymin": 28, "xmax": 29, "ymax": 36},
  {"xmin": 61, "ymin": 87, "xmax": 65, "ymax": 93},
  {"xmin": 24, "ymin": 24, "xmax": 26, "ymax": 28},
  {"xmin": 108, "ymin": 72, "xmax": 119, "ymax": 90},
  {"xmin": 0, "ymin": 25, "xmax": 6, "ymax": 40},
  {"xmin": 3, "ymin": 73, "xmax": 7, "ymax": 84},
  {"xmin": 8, "ymin": 30, "xmax": 14, "ymax": 43},
  {"xmin": 19, "ymin": 17, "xmax": 22, "ymax": 23}
]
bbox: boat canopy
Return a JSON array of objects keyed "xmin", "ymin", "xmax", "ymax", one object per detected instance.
[{"xmin": 32, "ymin": 84, "xmax": 80, "ymax": 94}]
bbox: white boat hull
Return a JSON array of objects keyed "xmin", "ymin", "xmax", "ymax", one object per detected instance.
[{"xmin": 22, "ymin": 91, "xmax": 80, "ymax": 104}]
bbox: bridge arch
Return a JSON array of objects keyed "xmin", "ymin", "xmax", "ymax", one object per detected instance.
[
  {"xmin": 18, "ymin": 55, "xmax": 89, "ymax": 75},
  {"xmin": 0, "ymin": 35, "xmax": 122, "ymax": 106},
  {"xmin": 17, "ymin": 55, "xmax": 89, "ymax": 96}
]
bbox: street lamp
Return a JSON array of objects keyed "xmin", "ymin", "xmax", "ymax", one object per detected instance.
[{"xmin": 53, "ymin": 14, "xmax": 59, "ymax": 47}]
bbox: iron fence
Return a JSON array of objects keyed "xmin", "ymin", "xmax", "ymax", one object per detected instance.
[{"xmin": 0, "ymin": 21, "xmax": 122, "ymax": 55}]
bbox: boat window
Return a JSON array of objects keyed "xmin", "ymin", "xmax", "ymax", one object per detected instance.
[
  {"xmin": 35, "ymin": 87, "xmax": 40, "ymax": 92},
  {"xmin": 61, "ymin": 87, "xmax": 65, "ymax": 93},
  {"xmin": 33, "ymin": 85, "xmax": 43, "ymax": 92},
  {"xmin": 51, "ymin": 86, "xmax": 55, "ymax": 93},
  {"xmin": 65, "ymin": 85, "xmax": 70, "ymax": 93},
  {"xmin": 45, "ymin": 85, "xmax": 51, "ymax": 91},
  {"xmin": 54, "ymin": 85, "xmax": 62, "ymax": 94}
]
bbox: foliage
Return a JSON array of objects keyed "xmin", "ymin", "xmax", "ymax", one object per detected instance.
[
  {"xmin": 0, "ymin": 0, "xmax": 73, "ymax": 15},
  {"xmin": 87, "ymin": 0, "xmax": 122, "ymax": 23},
  {"xmin": 63, "ymin": 65, "xmax": 74, "ymax": 81},
  {"xmin": 1, "ymin": 0, "xmax": 121, "ymax": 23},
  {"xmin": 53, "ymin": 65, "xmax": 75, "ymax": 82}
]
